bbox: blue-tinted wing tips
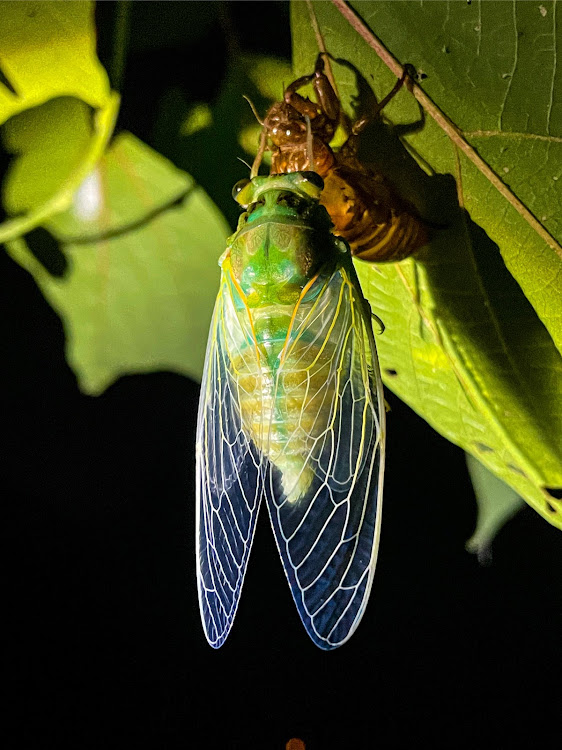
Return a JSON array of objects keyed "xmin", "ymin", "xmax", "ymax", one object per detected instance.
[
  {"xmin": 197, "ymin": 403, "xmax": 263, "ymax": 647},
  {"xmin": 266, "ymin": 442, "xmax": 383, "ymax": 649}
]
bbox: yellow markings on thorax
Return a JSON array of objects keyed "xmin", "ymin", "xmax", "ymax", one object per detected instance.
[
  {"xmin": 279, "ymin": 270, "xmax": 321, "ymax": 366},
  {"xmin": 224, "ymin": 255, "xmax": 261, "ymax": 368}
]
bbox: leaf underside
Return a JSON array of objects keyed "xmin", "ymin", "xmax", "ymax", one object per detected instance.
[
  {"xmin": 291, "ymin": 0, "xmax": 562, "ymax": 529},
  {"xmin": 6, "ymin": 133, "xmax": 229, "ymax": 395}
]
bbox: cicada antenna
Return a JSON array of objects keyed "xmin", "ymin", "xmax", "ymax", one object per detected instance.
[
  {"xmin": 243, "ymin": 94, "xmax": 264, "ymax": 126},
  {"xmin": 237, "ymin": 156, "xmax": 253, "ymax": 172}
]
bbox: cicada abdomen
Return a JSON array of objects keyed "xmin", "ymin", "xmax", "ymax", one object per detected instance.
[
  {"xmin": 196, "ymin": 172, "xmax": 385, "ymax": 649},
  {"xmin": 255, "ymin": 55, "xmax": 428, "ymax": 263}
]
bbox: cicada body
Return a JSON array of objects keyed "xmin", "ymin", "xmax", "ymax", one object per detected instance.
[
  {"xmin": 257, "ymin": 56, "xmax": 428, "ymax": 262},
  {"xmin": 196, "ymin": 171, "xmax": 385, "ymax": 650}
]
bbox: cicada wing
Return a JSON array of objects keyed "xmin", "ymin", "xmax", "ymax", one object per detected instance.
[
  {"xmin": 264, "ymin": 264, "xmax": 385, "ymax": 650},
  {"xmin": 196, "ymin": 269, "xmax": 264, "ymax": 648}
]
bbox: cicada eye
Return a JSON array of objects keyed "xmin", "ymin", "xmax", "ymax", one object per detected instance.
[
  {"xmin": 301, "ymin": 171, "xmax": 324, "ymax": 190},
  {"xmin": 232, "ymin": 178, "xmax": 251, "ymax": 202}
]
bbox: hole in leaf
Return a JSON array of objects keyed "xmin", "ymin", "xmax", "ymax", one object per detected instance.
[
  {"xmin": 384, "ymin": 368, "xmax": 398, "ymax": 377},
  {"xmin": 543, "ymin": 487, "xmax": 562, "ymax": 500}
]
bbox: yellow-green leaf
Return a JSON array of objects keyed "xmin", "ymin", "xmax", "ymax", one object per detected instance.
[
  {"xmin": 6, "ymin": 133, "xmax": 229, "ymax": 394},
  {"xmin": 0, "ymin": 0, "xmax": 118, "ymax": 243}
]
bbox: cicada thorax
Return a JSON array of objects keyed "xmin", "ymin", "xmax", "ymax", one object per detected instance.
[
  {"xmin": 226, "ymin": 174, "xmax": 344, "ymax": 501},
  {"xmin": 258, "ymin": 56, "xmax": 429, "ymax": 263}
]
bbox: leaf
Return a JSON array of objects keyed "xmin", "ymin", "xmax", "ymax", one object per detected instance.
[
  {"xmin": 153, "ymin": 54, "xmax": 292, "ymax": 228},
  {"xmin": 0, "ymin": 0, "xmax": 118, "ymax": 243},
  {"xmin": 465, "ymin": 453, "xmax": 525, "ymax": 563},
  {"xmin": 5, "ymin": 133, "xmax": 229, "ymax": 394},
  {"xmin": 291, "ymin": 0, "xmax": 562, "ymax": 528},
  {"xmin": 318, "ymin": 0, "xmax": 562, "ymax": 352}
]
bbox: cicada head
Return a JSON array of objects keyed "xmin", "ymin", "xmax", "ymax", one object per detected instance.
[
  {"xmin": 263, "ymin": 101, "xmax": 308, "ymax": 147},
  {"xmin": 232, "ymin": 171, "xmax": 325, "ymax": 208}
]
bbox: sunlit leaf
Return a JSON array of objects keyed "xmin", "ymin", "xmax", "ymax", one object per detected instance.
[
  {"xmin": 6, "ymin": 133, "xmax": 228, "ymax": 394},
  {"xmin": 0, "ymin": 0, "xmax": 117, "ymax": 243}
]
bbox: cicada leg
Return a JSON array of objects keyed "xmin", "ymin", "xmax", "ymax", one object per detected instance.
[{"xmin": 252, "ymin": 55, "xmax": 339, "ymax": 177}]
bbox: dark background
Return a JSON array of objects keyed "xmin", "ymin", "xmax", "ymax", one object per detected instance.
[{"xmin": 4, "ymin": 3, "xmax": 560, "ymax": 748}]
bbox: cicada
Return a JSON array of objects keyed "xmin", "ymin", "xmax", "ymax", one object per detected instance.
[
  {"xmin": 253, "ymin": 55, "xmax": 428, "ymax": 262},
  {"xmin": 196, "ymin": 171, "xmax": 385, "ymax": 650}
]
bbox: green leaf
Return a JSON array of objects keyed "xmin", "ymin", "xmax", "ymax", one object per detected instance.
[
  {"xmin": 0, "ymin": 0, "xmax": 117, "ymax": 243},
  {"xmin": 465, "ymin": 453, "xmax": 525, "ymax": 562},
  {"xmin": 297, "ymin": 0, "xmax": 562, "ymax": 352},
  {"xmin": 5, "ymin": 133, "xmax": 229, "ymax": 394},
  {"xmin": 292, "ymin": 0, "xmax": 562, "ymax": 528}
]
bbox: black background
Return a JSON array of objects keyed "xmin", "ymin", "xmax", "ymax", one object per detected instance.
[{"xmin": 4, "ymin": 3, "xmax": 560, "ymax": 748}]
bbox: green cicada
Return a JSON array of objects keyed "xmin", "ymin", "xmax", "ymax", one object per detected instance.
[{"xmin": 196, "ymin": 171, "xmax": 385, "ymax": 650}]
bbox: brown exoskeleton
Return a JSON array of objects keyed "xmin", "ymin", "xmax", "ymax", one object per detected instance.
[{"xmin": 251, "ymin": 55, "xmax": 428, "ymax": 263}]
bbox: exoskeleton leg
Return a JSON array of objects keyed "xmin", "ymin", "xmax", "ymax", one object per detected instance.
[
  {"xmin": 352, "ymin": 66, "xmax": 414, "ymax": 135},
  {"xmin": 284, "ymin": 54, "xmax": 340, "ymax": 126}
]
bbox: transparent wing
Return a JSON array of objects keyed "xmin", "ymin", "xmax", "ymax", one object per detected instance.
[
  {"xmin": 265, "ymin": 263, "xmax": 385, "ymax": 650},
  {"xmin": 196, "ymin": 269, "xmax": 264, "ymax": 648}
]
